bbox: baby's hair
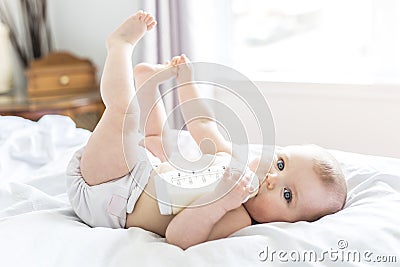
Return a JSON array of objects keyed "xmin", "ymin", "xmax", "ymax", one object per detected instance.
[{"xmin": 307, "ymin": 144, "xmax": 347, "ymax": 218}]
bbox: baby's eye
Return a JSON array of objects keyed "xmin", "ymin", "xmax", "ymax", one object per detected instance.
[
  {"xmin": 277, "ymin": 159, "xmax": 285, "ymax": 171},
  {"xmin": 283, "ymin": 188, "xmax": 292, "ymax": 203}
]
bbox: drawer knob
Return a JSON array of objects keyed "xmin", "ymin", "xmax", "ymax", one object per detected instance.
[{"xmin": 59, "ymin": 75, "xmax": 70, "ymax": 85}]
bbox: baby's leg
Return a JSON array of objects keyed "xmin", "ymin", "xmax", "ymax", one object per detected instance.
[
  {"xmin": 80, "ymin": 11, "xmax": 156, "ymax": 186},
  {"xmin": 133, "ymin": 60, "xmax": 177, "ymax": 161},
  {"xmin": 175, "ymin": 55, "xmax": 232, "ymax": 155}
]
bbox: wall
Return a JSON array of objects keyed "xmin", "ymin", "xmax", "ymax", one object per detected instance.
[
  {"xmin": 47, "ymin": 0, "xmax": 140, "ymax": 80},
  {"xmin": 245, "ymin": 82, "xmax": 400, "ymax": 158},
  {"xmin": 214, "ymin": 80, "xmax": 400, "ymax": 158}
]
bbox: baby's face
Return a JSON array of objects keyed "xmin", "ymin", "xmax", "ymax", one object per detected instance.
[{"xmin": 244, "ymin": 145, "xmax": 331, "ymax": 223}]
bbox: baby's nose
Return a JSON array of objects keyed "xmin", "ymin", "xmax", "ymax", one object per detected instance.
[{"xmin": 266, "ymin": 173, "xmax": 279, "ymax": 189}]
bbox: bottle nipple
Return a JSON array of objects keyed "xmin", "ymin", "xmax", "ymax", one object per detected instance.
[
  {"xmin": 241, "ymin": 169, "xmax": 259, "ymax": 203},
  {"xmin": 248, "ymin": 172, "xmax": 259, "ymax": 198}
]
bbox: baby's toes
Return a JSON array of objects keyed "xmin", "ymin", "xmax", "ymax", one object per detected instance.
[
  {"xmin": 144, "ymin": 13, "xmax": 153, "ymax": 24},
  {"xmin": 147, "ymin": 21, "xmax": 156, "ymax": 30},
  {"xmin": 143, "ymin": 14, "xmax": 154, "ymax": 27},
  {"xmin": 135, "ymin": 10, "xmax": 144, "ymax": 20},
  {"xmin": 141, "ymin": 12, "xmax": 149, "ymax": 21}
]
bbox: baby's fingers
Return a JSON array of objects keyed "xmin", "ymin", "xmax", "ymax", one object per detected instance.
[
  {"xmin": 236, "ymin": 173, "xmax": 254, "ymax": 202},
  {"xmin": 171, "ymin": 56, "xmax": 181, "ymax": 66}
]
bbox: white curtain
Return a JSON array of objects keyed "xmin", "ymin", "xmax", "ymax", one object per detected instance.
[{"xmin": 133, "ymin": 0, "xmax": 233, "ymax": 129}]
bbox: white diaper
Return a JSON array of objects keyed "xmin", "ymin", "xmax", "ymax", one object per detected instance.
[{"xmin": 66, "ymin": 146, "xmax": 160, "ymax": 229}]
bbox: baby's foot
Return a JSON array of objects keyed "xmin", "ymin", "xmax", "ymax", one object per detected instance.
[
  {"xmin": 134, "ymin": 61, "xmax": 177, "ymax": 88},
  {"xmin": 107, "ymin": 11, "xmax": 156, "ymax": 49},
  {"xmin": 175, "ymin": 54, "xmax": 194, "ymax": 84}
]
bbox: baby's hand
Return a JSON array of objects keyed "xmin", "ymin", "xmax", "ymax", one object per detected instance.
[
  {"xmin": 213, "ymin": 168, "xmax": 252, "ymax": 212},
  {"xmin": 172, "ymin": 54, "xmax": 194, "ymax": 84}
]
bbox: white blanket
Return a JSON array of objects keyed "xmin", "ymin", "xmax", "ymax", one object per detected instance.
[{"xmin": 0, "ymin": 115, "xmax": 399, "ymax": 266}]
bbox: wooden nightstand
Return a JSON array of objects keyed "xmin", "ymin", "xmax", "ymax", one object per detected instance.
[{"xmin": 0, "ymin": 91, "xmax": 104, "ymax": 131}]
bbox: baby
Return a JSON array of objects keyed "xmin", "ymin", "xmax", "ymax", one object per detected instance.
[{"xmin": 66, "ymin": 11, "xmax": 347, "ymax": 250}]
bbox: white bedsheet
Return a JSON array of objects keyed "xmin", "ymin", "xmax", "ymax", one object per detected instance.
[{"xmin": 0, "ymin": 115, "xmax": 399, "ymax": 267}]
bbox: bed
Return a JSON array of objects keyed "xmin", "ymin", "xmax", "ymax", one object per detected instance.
[{"xmin": 1, "ymin": 115, "xmax": 399, "ymax": 266}]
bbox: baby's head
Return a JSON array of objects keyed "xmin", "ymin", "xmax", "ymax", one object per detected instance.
[{"xmin": 244, "ymin": 144, "xmax": 347, "ymax": 223}]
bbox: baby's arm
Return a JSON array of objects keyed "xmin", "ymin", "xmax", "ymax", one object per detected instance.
[
  {"xmin": 174, "ymin": 55, "xmax": 232, "ymax": 155},
  {"xmin": 165, "ymin": 169, "xmax": 252, "ymax": 249}
]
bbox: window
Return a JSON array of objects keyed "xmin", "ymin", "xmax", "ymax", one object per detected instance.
[{"xmin": 230, "ymin": 0, "xmax": 400, "ymax": 84}]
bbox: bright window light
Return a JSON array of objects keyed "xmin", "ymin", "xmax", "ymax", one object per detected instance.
[{"xmin": 230, "ymin": 0, "xmax": 400, "ymax": 84}]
